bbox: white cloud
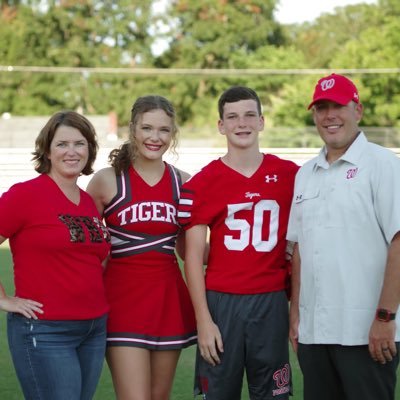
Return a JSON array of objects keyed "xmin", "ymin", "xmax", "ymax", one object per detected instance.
[{"xmin": 274, "ymin": 0, "xmax": 377, "ymax": 24}]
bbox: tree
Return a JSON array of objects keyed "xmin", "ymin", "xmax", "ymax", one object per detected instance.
[
  {"xmin": 274, "ymin": 0, "xmax": 400, "ymax": 129},
  {"xmin": 285, "ymin": 3, "xmax": 377, "ymax": 69},
  {"xmin": 332, "ymin": 0, "xmax": 400, "ymax": 127},
  {"xmin": 0, "ymin": 0, "xmax": 160, "ymax": 118},
  {"xmin": 154, "ymin": 0, "xmax": 292, "ymax": 126},
  {"xmin": 158, "ymin": 0, "xmax": 282, "ymax": 68},
  {"xmin": 0, "ymin": 0, "xmax": 399, "ymax": 140}
]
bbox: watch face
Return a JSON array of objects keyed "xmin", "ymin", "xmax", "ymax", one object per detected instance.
[
  {"xmin": 376, "ymin": 309, "xmax": 395, "ymax": 321},
  {"xmin": 377, "ymin": 310, "xmax": 389, "ymax": 320}
]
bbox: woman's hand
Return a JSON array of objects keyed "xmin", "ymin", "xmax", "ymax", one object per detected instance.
[{"xmin": 0, "ymin": 296, "xmax": 44, "ymax": 319}]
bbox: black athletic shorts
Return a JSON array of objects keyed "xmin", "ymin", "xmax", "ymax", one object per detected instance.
[{"xmin": 194, "ymin": 290, "xmax": 292, "ymax": 400}]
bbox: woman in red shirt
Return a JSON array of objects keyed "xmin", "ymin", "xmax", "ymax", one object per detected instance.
[{"xmin": 0, "ymin": 111, "xmax": 110, "ymax": 400}]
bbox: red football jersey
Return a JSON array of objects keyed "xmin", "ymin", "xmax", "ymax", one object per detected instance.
[{"xmin": 178, "ymin": 155, "xmax": 298, "ymax": 294}]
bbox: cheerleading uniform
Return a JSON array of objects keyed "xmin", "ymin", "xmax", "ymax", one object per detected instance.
[{"xmin": 103, "ymin": 163, "xmax": 197, "ymax": 350}]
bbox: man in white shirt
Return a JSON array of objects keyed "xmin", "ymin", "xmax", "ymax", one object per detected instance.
[{"xmin": 287, "ymin": 73, "xmax": 400, "ymax": 400}]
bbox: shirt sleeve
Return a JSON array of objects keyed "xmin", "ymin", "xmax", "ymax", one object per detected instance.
[
  {"xmin": 0, "ymin": 183, "xmax": 29, "ymax": 238},
  {"xmin": 373, "ymin": 151, "xmax": 400, "ymax": 243},
  {"xmin": 177, "ymin": 173, "xmax": 210, "ymax": 230},
  {"xmin": 286, "ymin": 164, "xmax": 306, "ymax": 243},
  {"xmin": 286, "ymin": 198, "xmax": 299, "ymax": 242}
]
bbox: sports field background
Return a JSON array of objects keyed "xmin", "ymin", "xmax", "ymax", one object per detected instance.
[{"xmin": 0, "ymin": 245, "xmax": 398, "ymax": 399}]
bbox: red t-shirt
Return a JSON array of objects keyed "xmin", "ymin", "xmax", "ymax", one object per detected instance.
[
  {"xmin": 0, "ymin": 174, "xmax": 110, "ymax": 320},
  {"xmin": 178, "ymin": 155, "xmax": 298, "ymax": 294}
]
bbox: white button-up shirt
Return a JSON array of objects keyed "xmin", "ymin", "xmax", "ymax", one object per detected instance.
[{"xmin": 287, "ymin": 132, "xmax": 400, "ymax": 345}]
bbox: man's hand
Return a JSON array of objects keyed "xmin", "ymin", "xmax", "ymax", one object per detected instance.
[
  {"xmin": 368, "ymin": 319, "xmax": 397, "ymax": 364},
  {"xmin": 197, "ymin": 319, "xmax": 224, "ymax": 366}
]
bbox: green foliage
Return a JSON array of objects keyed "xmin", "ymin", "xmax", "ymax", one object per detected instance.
[
  {"xmin": 286, "ymin": 3, "xmax": 377, "ymax": 69},
  {"xmin": 153, "ymin": 0, "xmax": 291, "ymax": 126},
  {"xmin": 0, "ymin": 1, "xmax": 159, "ymax": 117},
  {"xmin": 158, "ymin": 0, "xmax": 282, "ymax": 67},
  {"xmin": 270, "ymin": 76, "xmax": 317, "ymax": 128},
  {"xmin": 279, "ymin": 0, "xmax": 400, "ymax": 130},
  {"xmin": 331, "ymin": 9, "xmax": 400, "ymax": 127},
  {"xmin": 0, "ymin": 0, "xmax": 400, "ymax": 141}
]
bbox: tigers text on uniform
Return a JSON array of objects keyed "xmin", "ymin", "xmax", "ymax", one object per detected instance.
[{"xmin": 117, "ymin": 202, "xmax": 177, "ymax": 225}]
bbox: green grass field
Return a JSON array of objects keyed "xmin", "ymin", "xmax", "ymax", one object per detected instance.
[{"xmin": 0, "ymin": 246, "xmax": 398, "ymax": 399}]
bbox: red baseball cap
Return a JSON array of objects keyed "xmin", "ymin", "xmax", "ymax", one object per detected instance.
[{"xmin": 308, "ymin": 73, "xmax": 360, "ymax": 109}]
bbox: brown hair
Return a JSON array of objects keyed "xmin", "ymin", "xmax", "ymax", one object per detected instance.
[
  {"xmin": 218, "ymin": 86, "xmax": 262, "ymax": 119},
  {"xmin": 109, "ymin": 95, "xmax": 178, "ymax": 174},
  {"xmin": 32, "ymin": 110, "xmax": 98, "ymax": 175}
]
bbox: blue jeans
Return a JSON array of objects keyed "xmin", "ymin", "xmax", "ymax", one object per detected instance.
[{"xmin": 7, "ymin": 313, "xmax": 107, "ymax": 400}]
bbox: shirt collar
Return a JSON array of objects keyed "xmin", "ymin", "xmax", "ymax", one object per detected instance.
[
  {"xmin": 340, "ymin": 131, "xmax": 367, "ymax": 164},
  {"xmin": 313, "ymin": 131, "xmax": 367, "ymax": 171}
]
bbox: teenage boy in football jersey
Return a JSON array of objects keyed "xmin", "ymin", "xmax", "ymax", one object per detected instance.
[{"xmin": 178, "ymin": 86, "xmax": 298, "ymax": 399}]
